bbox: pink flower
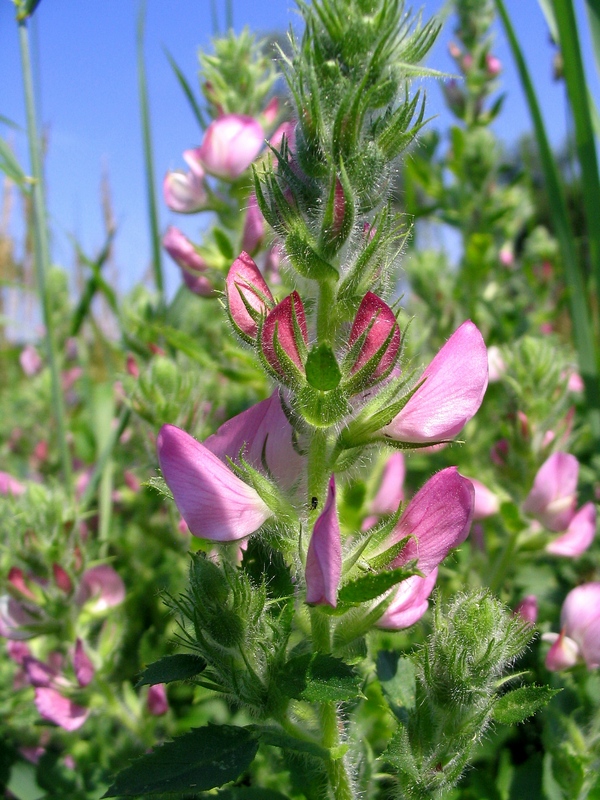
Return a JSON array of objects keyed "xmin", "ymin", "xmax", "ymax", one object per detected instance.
[
  {"xmin": 0, "ymin": 471, "xmax": 25, "ymax": 497},
  {"xmin": 376, "ymin": 569, "xmax": 438, "ymax": 630},
  {"xmin": 75, "ymin": 565, "xmax": 125, "ymax": 612},
  {"xmin": 241, "ymin": 193, "xmax": 265, "ymax": 255},
  {"xmin": 163, "ymin": 158, "xmax": 208, "ymax": 213},
  {"xmin": 260, "ymin": 292, "xmax": 308, "ymax": 381},
  {"xmin": 380, "ymin": 321, "xmax": 488, "ymax": 444},
  {"xmin": 203, "ymin": 391, "xmax": 304, "ymax": 493},
  {"xmin": 0, "ymin": 596, "xmax": 38, "ymax": 640},
  {"xmin": 347, "ymin": 293, "xmax": 401, "ymax": 388},
  {"xmin": 147, "ymin": 683, "xmax": 169, "ymax": 716},
  {"xmin": 34, "ymin": 687, "xmax": 89, "ymax": 731},
  {"xmin": 19, "ymin": 345, "xmax": 43, "ymax": 376},
  {"xmin": 157, "ymin": 424, "xmax": 273, "ymax": 541},
  {"xmin": 523, "ymin": 452, "xmax": 578, "ymax": 531},
  {"xmin": 486, "ymin": 54, "xmax": 502, "ymax": 76},
  {"xmin": 544, "ymin": 583, "xmax": 600, "ymax": 670},
  {"xmin": 195, "ymin": 114, "xmax": 265, "ymax": 180},
  {"xmin": 225, "ymin": 252, "xmax": 274, "ymax": 341},
  {"xmin": 74, "ymin": 639, "xmax": 94, "ymax": 687},
  {"xmin": 545, "ymin": 502, "xmax": 596, "ymax": 557},
  {"xmin": 162, "ymin": 227, "xmax": 214, "ymax": 297},
  {"xmin": 53, "ymin": 563, "xmax": 73, "ymax": 594},
  {"xmin": 305, "ymin": 478, "xmax": 342, "ymax": 607},
  {"xmin": 382, "ymin": 467, "xmax": 474, "ymax": 576},
  {"xmin": 514, "ymin": 595, "xmax": 538, "ymax": 624},
  {"xmin": 487, "ymin": 345, "xmax": 506, "ymax": 382},
  {"xmin": 467, "ymin": 478, "xmax": 500, "ymax": 520},
  {"xmin": 370, "ymin": 452, "xmax": 405, "ymax": 516}
]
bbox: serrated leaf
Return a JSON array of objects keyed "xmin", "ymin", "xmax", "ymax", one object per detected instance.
[
  {"xmin": 136, "ymin": 654, "xmax": 207, "ymax": 687},
  {"xmin": 145, "ymin": 476, "xmax": 173, "ymax": 500},
  {"xmin": 305, "ymin": 344, "xmax": 342, "ymax": 391},
  {"xmin": 280, "ymin": 653, "xmax": 361, "ymax": 702},
  {"xmin": 248, "ymin": 724, "xmax": 329, "ymax": 760},
  {"xmin": 103, "ymin": 724, "xmax": 259, "ymax": 797},
  {"xmin": 338, "ymin": 567, "xmax": 417, "ymax": 605},
  {"xmin": 492, "ymin": 685, "xmax": 561, "ymax": 725}
]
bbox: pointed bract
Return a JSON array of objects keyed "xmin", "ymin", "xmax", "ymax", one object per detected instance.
[
  {"xmin": 376, "ymin": 569, "xmax": 438, "ymax": 629},
  {"xmin": 381, "ymin": 320, "xmax": 488, "ymax": 443},
  {"xmin": 305, "ymin": 477, "xmax": 342, "ymax": 607},
  {"xmin": 157, "ymin": 424, "xmax": 273, "ymax": 541},
  {"xmin": 386, "ymin": 467, "xmax": 474, "ymax": 576}
]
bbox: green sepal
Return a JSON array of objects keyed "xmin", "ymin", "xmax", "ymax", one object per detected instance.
[
  {"xmin": 135, "ymin": 654, "xmax": 207, "ymax": 688},
  {"xmin": 492, "ymin": 685, "xmax": 562, "ymax": 725},
  {"xmin": 285, "ymin": 227, "xmax": 339, "ymax": 281},
  {"xmin": 366, "ymin": 534, "xmax": 412, "ymax": 571},
  {"xmin": 306, "ymin": 343, "xmax": 342, "ymax": 391},
  {"xmin": 296, "ymin": 385, "xmax": 350, "ymax": 428},
  {"xmin": 338, "ymin": 566, "xmax": 419, "ymax": 606},
  {"xmin": 233, "ymin": 455, "xmax": 296, "ymax": 523}
]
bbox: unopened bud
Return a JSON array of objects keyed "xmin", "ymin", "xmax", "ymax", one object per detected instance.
[
  {"xmin": 346, "ymin": 292, "xmax": 400, "ymax": 391},
  {"xmin": 260, "ymin": 292, "xmax": 308, "ymax": 383},
  {"xmin": 226, "ymin": 252, "xmax": 274, "ymax": 342}
]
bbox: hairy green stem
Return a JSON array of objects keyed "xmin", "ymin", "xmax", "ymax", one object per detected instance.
[
  {"xmin": 18, "ymin": 19, "xmax": 73, "ymax": 497},
  {"xmin": 316, "ymin": 279, "xmax": 337, "ymax": 343}
]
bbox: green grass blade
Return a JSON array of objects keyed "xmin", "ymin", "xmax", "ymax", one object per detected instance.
[
  {"xmin": 137, "ymin": 0, "xmax": 165, "ymax": 310},
  {"xmin": 584, "ymin": 0, "xmax": 600, "ymax": 80},
  {"xmin": 164, "ymin": 48, "xmax": 207, "ymax": 130},
  {"xmin": 552, "ymin": 0, "xmax": 600, "ymax": 303},
  {"xmin": 494, "ymin": 0, "xmax": 600, "ymax": 441}
]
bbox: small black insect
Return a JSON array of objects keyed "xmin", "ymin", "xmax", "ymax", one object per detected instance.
[{"xmin": 310, "ymin": 496, "xmax": 318, "ymax": 509}]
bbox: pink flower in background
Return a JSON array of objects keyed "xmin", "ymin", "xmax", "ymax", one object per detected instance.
[
  {"xmin": 376, "ymin": 569, "xmax": 438, "ymax": 630},
  {"xmin": 163, "ymin": 157, "xmax": 208, "ymax": 213},
  {"xmin": 73, "ymin": 639, "xmax": 95, "ymax": 687},
  {"xmin": 523, "ymin": 452, "xmax": 578, "ymax": 532},
  {"xmin": 0, "ymin": 595, "xmax": 38, "ymax": 640},
  {"xmin": 382, "ymin": 467, "xmax": 474, "ymax": 576},
  {"xmin": 162, "ymin": 227, "xmax": 214, "ymax": 297},
  {"xmin": 34, "ymin": 688, "xmax": 89, "ymax": 731},
  {"xmin": 195, "ymin": 114, "xmax": 265, "ymax": 180},
  {"xmin": 487, "ymin": 345, "xmax": 506, "ymax": 382},
  {"xmin": 157, "ymin": 424, "xmax": 273, "ymax": 541},
  {"xmin": 545, "ymin": 503, "xmax": 596, "ymax": 558},
  {"xmin": 261, "ymin": 292, "xmax": 308, "ymax": 381},
  {"xmin": 226, "ymin": 252, "xmax": 274, "ymax": 341},
  {"xmin": 514, "ymin": 595, "xmax": 538, "ymax": 624},
  {"xmin": 305, "ymin": 478, "xmax": 342, "ymax": 607},
  {"xmin": 203, "ymin": 391, "xmax": 304, "ymax": 493},
  {"xmin": 269, "ymin": 120, "xmax": 296, "ymax": 154},
  {"xmin": 544, "ymin": 583, "xmax": 600, "ymax": 670},
  {"xmin": 0, "ymin": 472, "xmax": 25, "ymax": 497},
  {"xmin": 147, "ymin": 683, "xmax": 169, "ymax": 716},
  {"xmin": 19, "ymin": 345, "xmax": 43, "ymax": 376},
  {"xmin": 347, "ymin": 293, "xmax": 401, "ymax": 388},
  {"xmin": 486, "ymin": 54, "xmax": 502, "ymax": 76},
  {"xmin": 380, "ymin": 321, "xmax": 488, "ymax": 444},
  {"xmin": 467, "ymin": 478, "xmax": 500, "ymax": 520},
  {"xmin": 370, "ymin": 452, "xmax": 405, "ymax": 516},
  {"xmin": 241, "ymin": 193, "xmax": 265, "ymax": 255},
  {"xmin": 75, "ymin": 565, "xmax": 125, "ymax": 612}
]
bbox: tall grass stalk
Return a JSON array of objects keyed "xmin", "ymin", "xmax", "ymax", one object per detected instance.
[
  {"xmin": 494, "ymin": 0, "xmax": 600, "ymax": 443},
  {"xmin": 18, "ymin": 18, "xmax": 73, "ymax": 496},
  {"xmin": 137, "ymin": 2, "xmax": 165, "ymax": 311}
]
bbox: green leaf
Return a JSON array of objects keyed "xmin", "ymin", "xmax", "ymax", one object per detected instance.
[
  {"xmin": 285, "ymin": 229, "xmax": 338, "ymax": 281},
  {"xmin": 280, "ymin": 653, "xmax": 361, "ymax": 702},
  {"xmin": 200, "ymin": 790, "xmax": 291, "ymax": 800},
  {"xmin": 248, "ymin": 725, "xmax": 329, "ymax": 760},
  {"xmin": 103, "ymin": 724, "xmax": 259, "ymax": 797},
  {"xmin": 492, "ymin": 685, "xmax": 561, "ymax": 725},
  {"xmin": 136, "ymin": 654, "xmax": 207, "ymax": 687},
  {"xmin": 306, "ymin": 343, "xmax": 342, "ymax": 391},
  {"xmin": 377, "ymin": 653, "xmax": 416, "ymax": 712},
  {"xmin": 164, "ymin": 48, "xmax": 207, "ymax": 129},
  {"xmin": 0, "ymin": 139, "xmax": 29, "ymax": 189},
  {"xmin": 338, "ymin": 567, "xmax": 416, "ymax": 605}
]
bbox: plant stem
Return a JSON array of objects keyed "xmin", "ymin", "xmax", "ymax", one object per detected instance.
[
  {"xmin": 18, "ymin": 19, "xmax": 73, "ymax": 498},
  {"xmin": 316, "ymin": 279, "xmax": 336, "ymax": 343},
  {"xmin": 488, "ymin": 528, "xmax": 520, "ymax": 594}
]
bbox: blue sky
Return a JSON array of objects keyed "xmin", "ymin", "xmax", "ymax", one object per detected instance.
[{"xmin": 0, "ymin": 0, "xmax": 598, "ymax": 308}]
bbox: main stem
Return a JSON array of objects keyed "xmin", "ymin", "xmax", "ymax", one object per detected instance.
[{"xmin": 18, "ymin": 20, "xmax": 73, "ymax": 497}]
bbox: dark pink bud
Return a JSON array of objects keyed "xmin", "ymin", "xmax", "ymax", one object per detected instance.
[
  {"xmin": 226, "ymin": 252, "xmax": 274, "ymax": 341},
  {"xmin": 8, "ymin": 567, "xmax": 35, "ymax": 599},
  {"xmin": 53, "ymin": 564, "xmax": 73, "ymax": 594},
  {"xmin": 260, "ymin": 292, "xmax": 308, "ymax": 380},
  {"xmin": 126, "ymin": 354, "xmax": 140, "ymax": 379},
  {"xmin": 348, "ymin": 292, "xmax": 400, "ymax": 387},
  {"xmin": 74, "ymin": 639, "xmax": 94, "ymax": 687},
  {"xmin": 514, "ymin": 595, "xmax": 538, "ymax": 624}
]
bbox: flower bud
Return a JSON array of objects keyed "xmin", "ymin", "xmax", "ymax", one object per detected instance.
[
  {"xmin": 225, "ymin": 252, "xmax": 274, "ymax": 342},
  {"xmin": 19, "ymin": 345, "xmax": 42, "ymax": 376},
  {"xmin": 486, "ymin": 54, "xmax": 502, "ymax": 76},
  {"xmin": 163, "ymin": 168, "xmax": 207, "ymax": 213},
  {"xmin": 260, "ymin": 292, "xmax": 308, "ymax": 383},
  {"xmin": 147, "ymin": 683, "xmax": 169, "ymax": 716},
  {"xmin": 74, "ymin": 639, "xmax": 94, "ymax": 687},
  {"xmin": 195, "ymin": 114, "xmax": 265, "ymax": 180},
  {"xmin": 347, "ymin": 292, "xmax": 400, "ymax": 390},
  {"xmin": 514, "ymin": 595, "xmax": 538, "ymax": 624},
  {"xmin": 241, "ymin": 193, "xmax": 265, "ymax": 255},
  {"xmin": 162, "ymin": 227, "xmax": 215, "ymax": 297}
]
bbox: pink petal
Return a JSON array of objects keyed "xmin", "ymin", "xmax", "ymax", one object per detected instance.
[
  {"xmin": 523, "ymin": 452, "xmax": 579, "ymax": 532},
  {"xmin": 546, "ymin": 503, "xmax": 596, "ymax": 557},
  {"xmin": 467, "ymin": 478, "xmax": 500, "ymax": 520},
  {"xmin": 561, "ymin": 582, "xmax": 600, "ymax": 668},
  {"xmin": 514, "ymin": 595, "xmax": 538, "ymax": 624},
  {"xmin": 74, "ymin": 639, "xmax": 95, "ymax": 687},
  {"xmin": 23, "ymin": 656, "xmax": 57, "ymax": 687},
  {"xmin": 376, "ymin": 568, "xmax": 438, "ymax": 629},
  {"xmin": 370, "ymin": 452, "xmax": 405, "ymax": 515},
  {"xmin": 381, "ymin": 320, "xmax": 488, "ymax": 443},
  {"xmin": 0, "ymin": 471, "xmax": 25, "ymax": 496},
  {"xmin": 157, "ymin": 424, "xmax": 273, "ymax": 541},
  {"xmin": 544, "ymin": 630, "xmax": 580, "ymax": 671},
  {"xmin": 163, "ymin": 169, "xmax": 207, "ymax": 213},
  {"xmin": 204, "ymin": 392, "xmax": 304, "ymax": 493},
  {"xmin": 19, "ymin": 345, "xmax": 43, "ymax": 376},
  {"xmin": 147, "ymin": 683, "xmax": 169, "ymax": 716},
  {"xmin": 75, "ymin": 565, "xmax": 125, "ymax": 611},
  {"xmin": 163, "ymin": 226, "xmax": 208, "ymax": 274},
  {"xmin": 388, "ymin": 467, "xmax": 474, "ymax": 575},
  {"xmin": 34, "ymin": 687, "xmax": 89, "ymax": 731},
  {"xmin": 305, "ymin": 478, "xmax": 342, "ymax": 607},
  {"xmin": 241, "ymin": 193, "xmax": 265, "ymax": 255},
  {"xmin": 197, "ymin": 114, "xmax": 265, "ymax": 179},
  {"xmin": 261, "ymin": 292, "xmax": 308, "ymax": 377}
]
